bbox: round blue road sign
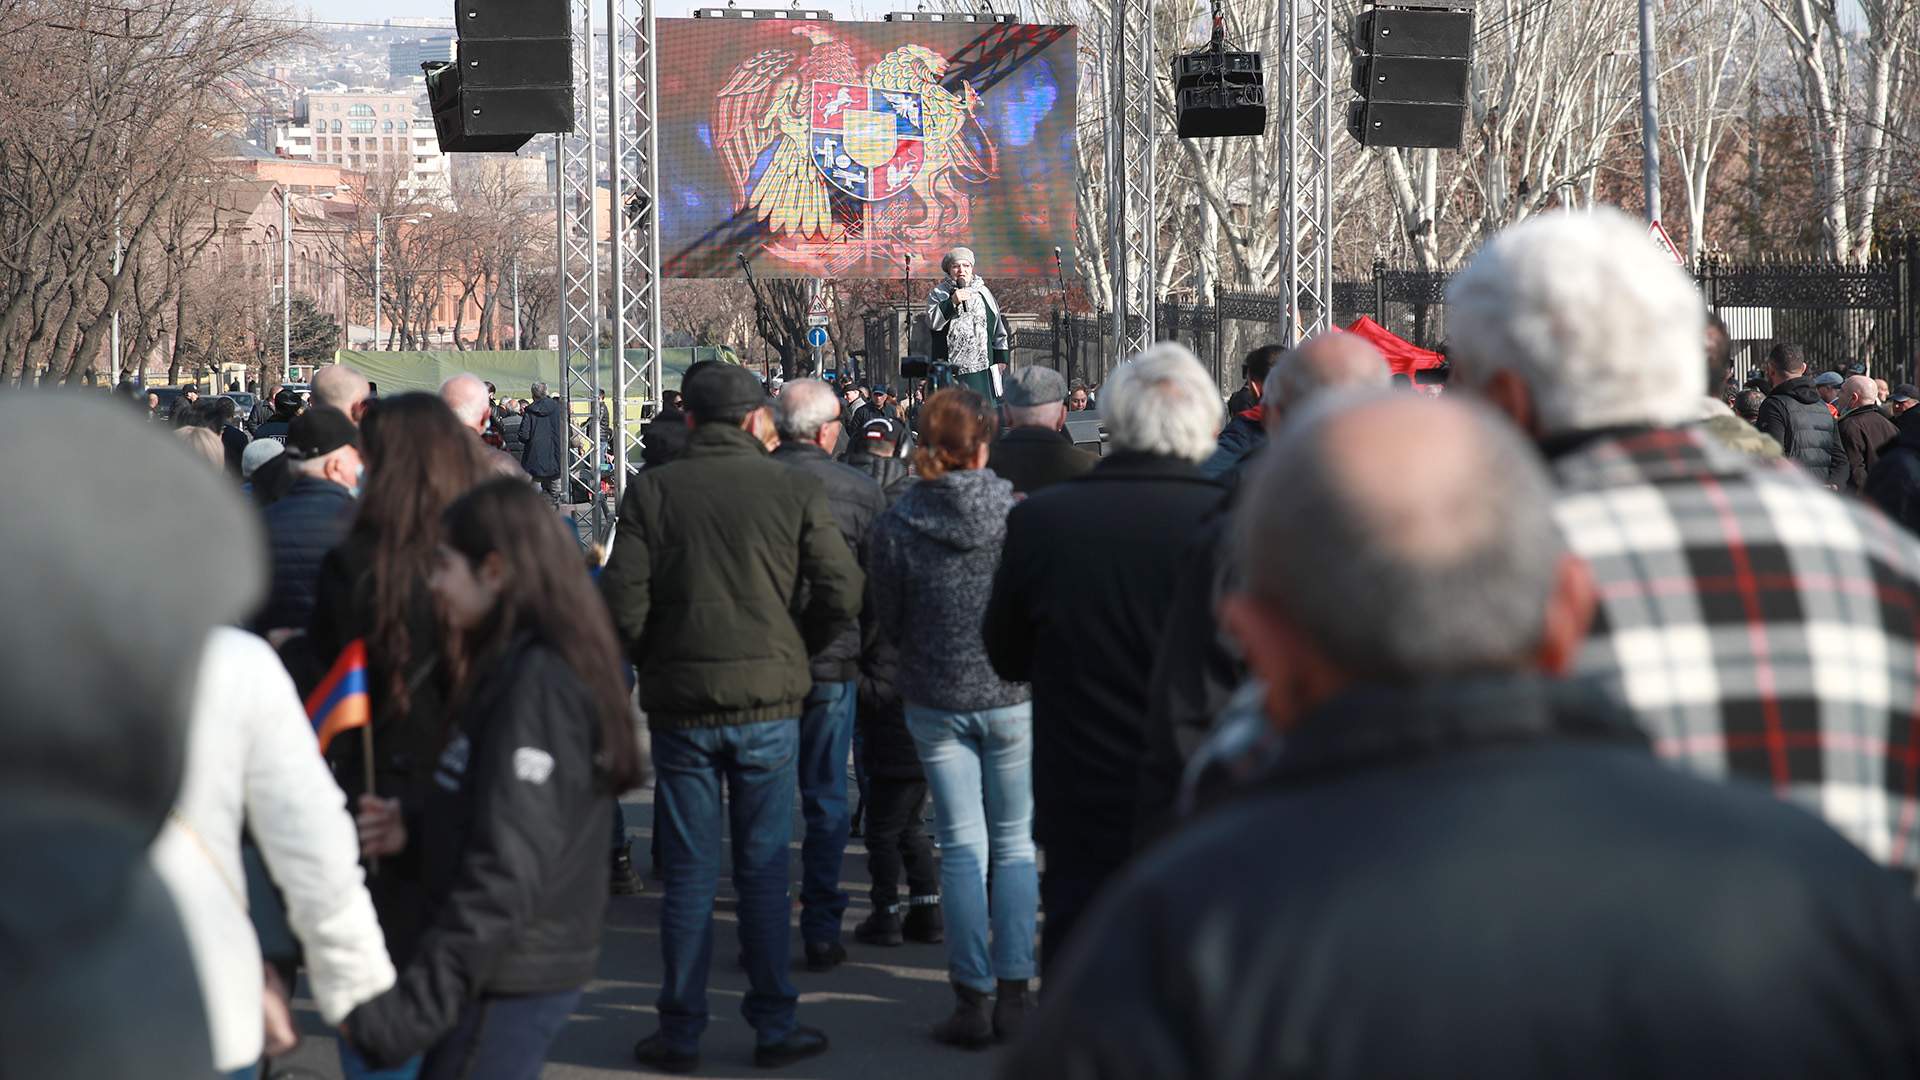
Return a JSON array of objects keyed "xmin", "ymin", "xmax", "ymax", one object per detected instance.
[{"xmin": 807, "ymin": 326, "xmax": 830, "ymax": 348}]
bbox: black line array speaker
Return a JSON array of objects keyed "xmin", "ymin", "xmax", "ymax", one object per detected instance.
[
  {"xmin": 427, "ymin": 0, "xmax": 574, "ymax": 153},
  {"xmin": 1347, "ymin": 2, "xmax": 1473, "ymax": 149},
  {"xmin": 1173, "ymin": 50, "xmax": 1267, "ymax": 139}
]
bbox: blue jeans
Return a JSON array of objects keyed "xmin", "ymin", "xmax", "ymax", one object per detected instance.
[
  {"xmin": 904, "ymin": 702, "xmax": 1039, "ymax": 993},
  {"xmin": 339, "ymin": 1043, "xmax": 421, "ymax": 1080},
  {"xmin": 798, "ymin": 680, "xmax": 856, "ymax": 947},
  {"xmin": 650, "ymin": 719, "xmax": 801, "ymax": 1052},
  {"xmin": 418, "ymin": 989, "xmax": 581, "ymax": 1080}
]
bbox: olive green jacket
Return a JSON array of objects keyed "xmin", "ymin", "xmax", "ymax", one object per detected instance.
[{"xmin": 601, "ymin": 423, "xmax": 863, "ymax": 729}]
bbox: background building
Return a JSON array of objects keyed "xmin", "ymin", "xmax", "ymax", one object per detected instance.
[{"xmin": 388, "ymin": 36, "xmax": 455, "ymax": 79}]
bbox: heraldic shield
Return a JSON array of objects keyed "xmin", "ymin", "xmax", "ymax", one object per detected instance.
[{"xmin": 810, "ymin": 81, "xmax": 927, "ymax": 202}]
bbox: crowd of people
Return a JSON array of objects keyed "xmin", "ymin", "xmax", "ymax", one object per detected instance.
[{"xmin": 16, "ymin": 209, "xmax": 1920, "ymax": 1080}]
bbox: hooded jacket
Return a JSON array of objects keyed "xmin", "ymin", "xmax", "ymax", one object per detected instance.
[
  {"xmin": 869, "ymin": 467, "xmax": 1029, "ymax": 713},
  {"xmin": 1756, "ymin": 376, "xmax": 1846, "ymax": 485},
  {"xmin": 518, "ymin": 396, "xmax": 568, "ymax": 480}
]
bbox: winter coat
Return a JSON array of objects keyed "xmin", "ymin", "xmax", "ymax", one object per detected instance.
[
  {"xmin": 858, "ymin": 460, "xmax": 921, "ymax": 780},
  {"xmin": 772, "ymin": 441, "xmax": 886, "ymax": 683},
  {"xmin": 983, "ymin": 452, "xmax": 1223, "ymax": 867},
  {"xmin": 600, "ymin": 422, "xmax": 863, "ymax": 729},
  {"xmin": 925, "ymin": 277, "xmax": 1009, "ymax": 371},
  {"xmin": 519, "ymin": 396, "xmax": 568, "ymax": 480},
  {"xmin": 869, "ymin": 467, "xmax": 1028, "ymax": 713},
  {"xmin": 496, "ymin": 409, "xmax": 526, "ymax": 458},
  {"xmin": 987, "ymin": 426, "xmax": 1096, "ymax": 496},
  {"xmin": 1695, "ymin": 400, "xmax": 1783, "ymax": 461},
  {"xmin": 255, "ymin": 476, "xmax": 357, "ymax": 634},
  {"xmin": 151, "ymin": 629, "xmax": 393, "ymax": 1071},
  {"xmin": 307, "ymin": 532, "xmax": 452, "ymax": 967},
  {"xmin": 344, "ymin": 636, "xmax": 611, "ymax": 1067},
  {"xmin": 219, "ymin": 424, "xmax": 249, "ymax": 477},
  {"xmin": 1004, "ymin": 674, "xmax": 1920, "ymax": 1080},
  {"xmin": 847, "ymin": 449, "xmax": 914, "ymax": 500},
  {"xmin": 1756, "ymin": 376, "xmax": 1846, "ymax": 485},
  {"xmin": 639, "ymin": 410, "xmax": 689, "ymax": 468},
  {"xmin": 1839, "ymin": 404, "xmax": 1900, "ymax": 492},
  {"xmin": 1135, "ymin": 497, "xmax": 1241, "ymax": 845},
  {"xmin": 1865, "ymin": 410, "xmax": 1920, "ymax": 534},
  {"xmin": 1199, "ymin": 408, "xmax": 1266, "ymax": 481}
]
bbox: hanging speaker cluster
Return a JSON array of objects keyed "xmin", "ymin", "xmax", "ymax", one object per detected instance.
[
  {"xmin": 427, "ymin": 0, "xmax": 575, "ymax": 153},
  {"xmin": 1174, "ymin": 49, "xmax": 1267, "ymax": 139},
  {"xmin": 1346, "ymin": 0, "xmax": 1474, "ymax": 149}
]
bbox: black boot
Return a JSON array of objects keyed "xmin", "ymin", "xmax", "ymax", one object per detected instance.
[
  {"xmin": 610, "ymin": 846, "xmax": 643, "ymax": 896},
  {"xmin": 902, "ymin": 901, "xmax": 944, "ymax": 944},
  {"xmin": 853, "ymin": 909, "xmax": 903, "ymax": 947},
  {"xmin": 932, "ymin": 984, "xmax": 994, "ymax": 1050},
  {"xmin": 993, "ymin": 979, "xmax": 1030, "ymax": 1043}
]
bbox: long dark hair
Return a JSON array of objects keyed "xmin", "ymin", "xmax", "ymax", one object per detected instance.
[
  {"xmin": 440, "ymin": 479, "xmax": 643, "ymax": 790},
  {"xmin": 352, "ymin": 393, "xmax": 486, "ymax": 714}
]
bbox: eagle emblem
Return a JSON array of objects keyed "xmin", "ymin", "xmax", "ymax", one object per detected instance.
[{"xmin": 710, "ymin": 26, "xmax": 997, "ymax": 248}]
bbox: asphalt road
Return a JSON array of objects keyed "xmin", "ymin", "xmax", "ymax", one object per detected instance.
[{"xmin": 273, "ymin": 792, "xmax": 1008, "ymax": 1080}]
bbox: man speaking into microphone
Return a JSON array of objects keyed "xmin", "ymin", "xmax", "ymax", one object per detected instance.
[{"xmin": 925, "ymin": 247, "xmax": 1010, "ymax": 405}]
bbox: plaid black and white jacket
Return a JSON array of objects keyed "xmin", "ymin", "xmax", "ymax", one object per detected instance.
[{"xmin": 1553, "ymin": 426, "xmax": 1920, "ymax": 875}]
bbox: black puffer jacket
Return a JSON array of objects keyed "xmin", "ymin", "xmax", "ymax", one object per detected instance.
[
  {"xmin": 848, "ymin": 451, "xmax": 914, "ymax": 502},
  {"xmin": 773, "ymin": 441, "xmax": 885, "ymax": 683},
  {"xmin": 254, "ymin": 477, "xmax": 356, "ymax": 633},
  {"xmin": 519, "ymin": 396, "xmax": 567, "ymax": 480},
  {"xmin": 1756, "ymin": 376, "xmax": 1846, "ymax": 485},
  {"xmin": 869, "ymin": 467, "xmax": 1028, "ymax": 713},
  {"xmin": 1005, "ymin": 675, "xmax": 1920, "ymax": 1080},
  {"xmin": 345, "ymin": 636, "xmax": 609, "ymax": 1066}
]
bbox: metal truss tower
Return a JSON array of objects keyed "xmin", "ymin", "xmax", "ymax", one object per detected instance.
[
  {"xmin": 1282, "ymin": 0, "xmax": 1336, "ymax": 343},
  {"xmin": 608, "ymin": 0, "xmax": 664, "ymax": 495},
  {"xmin": 1107, "ymin": 0, "xmax": 1157, "ymax": 363},
  {"xmin": 556, "ymin": 0, "xmax": 604, "ymax": 538}
]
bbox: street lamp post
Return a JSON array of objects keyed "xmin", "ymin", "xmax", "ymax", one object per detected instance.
[
  {"xmin": 282, "ymin": 190, "xmax": 292, "ymax": 384},
  {"xmin": 373, "ymin": 211, "xmax": 431, "ymax": 351},
  {"xmin": 512, "ymin": 256, "xmax": 521, "ymax": 350}
]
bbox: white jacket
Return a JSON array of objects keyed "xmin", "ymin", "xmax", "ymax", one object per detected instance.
[{"xmin": 151, "ymin": 628, "xmax": 395, "ymax": 1070}]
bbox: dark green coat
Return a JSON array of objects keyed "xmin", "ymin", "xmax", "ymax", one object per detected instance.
[{"xmin": 601, "ymin": 423, "xmax": 863, "ymax": 730}]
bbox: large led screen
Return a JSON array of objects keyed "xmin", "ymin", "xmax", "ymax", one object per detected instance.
[{"xmin": 658, "ymin": 18, "xmax": 1079, "ymax": 279}]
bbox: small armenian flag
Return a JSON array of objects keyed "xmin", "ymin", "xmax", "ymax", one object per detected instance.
[{"xmin": 306, "ymin": 639, "xmax": 372, "ymax": 755}]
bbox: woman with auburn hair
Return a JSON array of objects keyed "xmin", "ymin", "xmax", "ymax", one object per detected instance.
[
  {"xmin": 868, "ymin": 387, "xmax": 1037, "ymax": 1048},
  {"xmin": 342, "ymin": 478, "xmax": 643, "ymax": 1078}
]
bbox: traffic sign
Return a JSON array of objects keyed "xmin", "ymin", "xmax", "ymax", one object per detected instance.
[
  {"xmin": 1649, "ymin": 220, "xmax": 1685, "ymax": 266},
  {"xmin": 808, "ymin": 312, "xmax": 830, "ymax": 327},
  {"xmin": 806, "ymin": 326, "xmax": 830, "ymax": 348}
]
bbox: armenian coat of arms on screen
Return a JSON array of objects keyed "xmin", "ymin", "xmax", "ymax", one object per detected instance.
[
  {"xmin": 709, "ymin": 26, "xmax": 998, "ymax": 257},
  {"xmin": 809, "ymin": 83, "xmax": 925, "ymax": 201}
]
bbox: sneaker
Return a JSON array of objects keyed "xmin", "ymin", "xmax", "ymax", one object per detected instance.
[
  {"xmin": 610, "ymin": 850, "xmax": 644, "ymax": 896},
  {"xmin": 804, "ymin": 941, "xmax": 847, "ymax": 972},
  {"xmin": 754, "ymin": 1025, "xmax": 829, "ymax": 1068},
  {"xmin": 853, "ymin": 910, "xmax": 903, "ymax": 947},
  {"xmin": 902, "ymin": 903, "xmax": 944, "ymax": 945},
  {"xmin": 633, "ymin": 1033, "xmax": 699, "ymax": 1074}
]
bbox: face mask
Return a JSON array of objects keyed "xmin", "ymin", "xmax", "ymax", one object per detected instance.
[{"xmin": 349, "ymin": 464, "xmax": 365, "ymax": 500}]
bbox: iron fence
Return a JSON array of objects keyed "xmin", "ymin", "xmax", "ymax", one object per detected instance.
[{"xmin": 858, "ymin": 236, "xmax": 1920, "ymax": 395}]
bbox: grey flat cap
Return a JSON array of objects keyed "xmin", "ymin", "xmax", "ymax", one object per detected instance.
[{"xmin": 1004, "ymin": 365, "xmax": 1069, "ymax": 407}]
